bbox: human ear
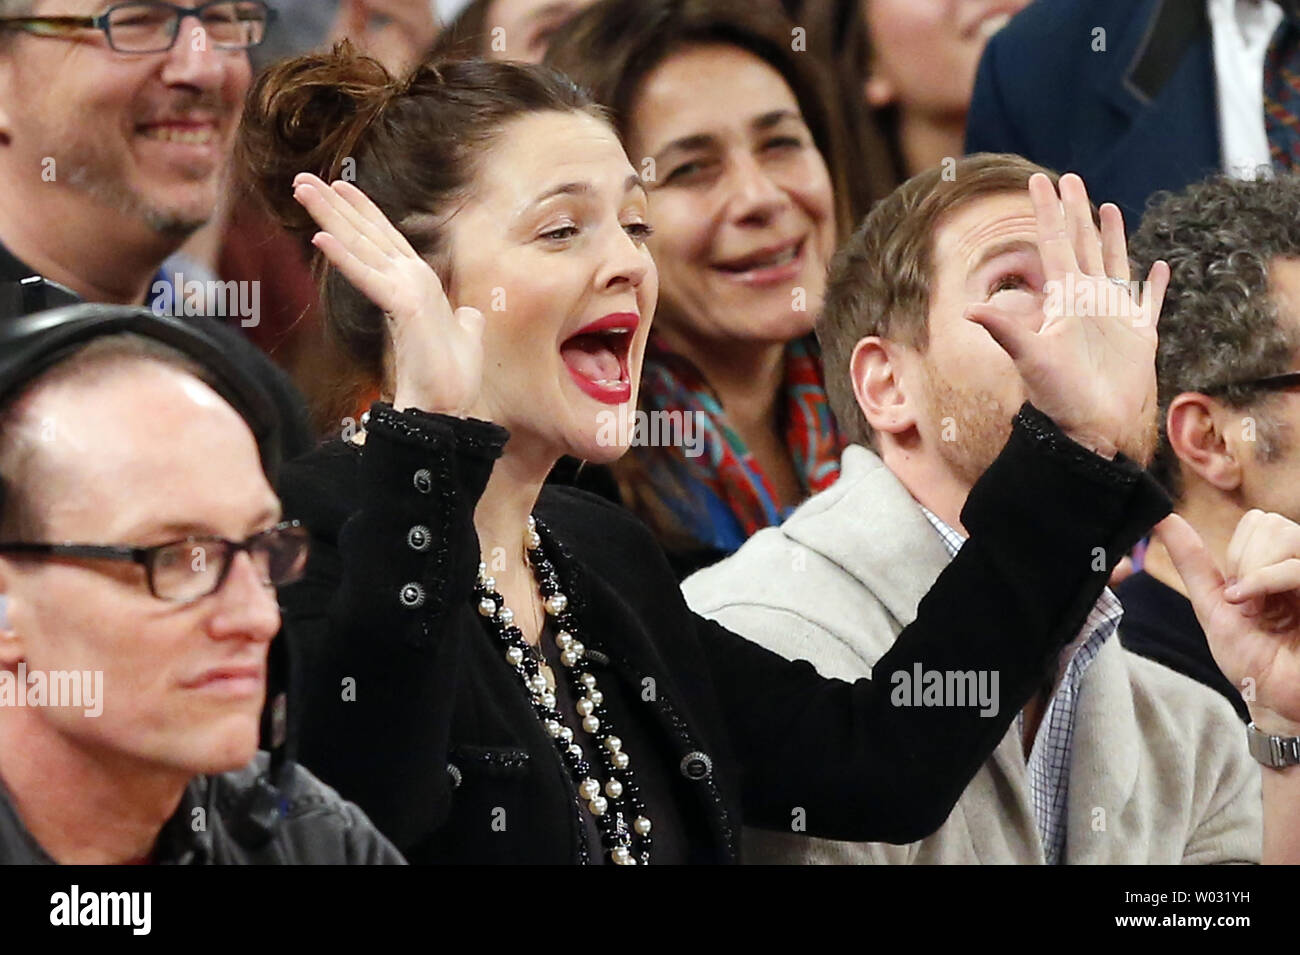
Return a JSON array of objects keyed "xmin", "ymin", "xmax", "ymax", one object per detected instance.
[
  {"xmin": 1166, "ymin": 393, "xmax": 1242, "ymax": 492},
  {"xmin": 850, "ymin": 336, "xmax": 917, "ymax": 440}
]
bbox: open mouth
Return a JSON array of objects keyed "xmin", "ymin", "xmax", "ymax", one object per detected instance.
[
  {"xmin": 560, "ymin": 312, "xmax": 638, "ymax": 405},
  {"xmin": 713, "ymin": 237, "xmax": 806, "ymax": 286}
]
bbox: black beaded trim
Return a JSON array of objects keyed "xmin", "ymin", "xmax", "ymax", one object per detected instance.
[
  {"xmin": 366, "ymin": 403, "xmax": 450, "ymax": 448},
  {"xmin": 447, "ymin": 746, "xmax": 531, "ymax": 772},
  {"xmin": 1014, "ymin": 402, "xmax": 1142, "ymax": 488}
]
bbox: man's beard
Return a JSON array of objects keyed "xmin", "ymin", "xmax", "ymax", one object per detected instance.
[
  {"xmin": 38, "ymin": 99, "xmax": 224, "ymax": 241},
  {"xmin": 919, "ymin": 356, "xmax": 1160, "ymax": 486},
  {"xmin": 918, "ymin": 357, "xmax": 1015, "ymax": 488},
  {"xmin": 60, "ymin": 148, "xmax": 213, "ymax": 240}
]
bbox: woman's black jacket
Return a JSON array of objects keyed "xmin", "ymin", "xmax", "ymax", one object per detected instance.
[{"xmin": 278, "ymin": 401, "xmax": 1170, "ymax": 864}]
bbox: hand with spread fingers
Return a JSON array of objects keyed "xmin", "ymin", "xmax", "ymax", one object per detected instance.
[
  {"xmin": 964, "ymin": 172, "xmax": 1170, "ymax": 458},
  {"xmin": 1156, "ymin": 510, "xmax": 1300, "ymax": 736},
  {"xmin": 292, "ymin": 172, "xmax": 486, "ymax": 418}
]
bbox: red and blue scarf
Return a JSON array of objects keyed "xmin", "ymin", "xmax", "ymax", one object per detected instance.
[{"xmin": 636, "ymin": 335, "xmax": 844, "ymax": 554}]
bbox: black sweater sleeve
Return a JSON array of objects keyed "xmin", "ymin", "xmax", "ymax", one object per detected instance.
[
  {"xmin": 280, "ymin": 403, "xmax": 507, "ymax": 850},
  {"xmin": 283, "ymin": 401, "xmax": 1169, "ymax": 854},
  {"xmin": 700, "ymin": 403, "xmax": 1171, "ymax": 844}
]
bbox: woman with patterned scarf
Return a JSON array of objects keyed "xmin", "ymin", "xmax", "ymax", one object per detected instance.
[{"xmin": 546, "ymin": 0, "xmax": 855, "ymax": 576}]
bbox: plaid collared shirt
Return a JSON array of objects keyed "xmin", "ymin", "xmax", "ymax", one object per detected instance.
[{"xmin": 919, "ymin": 506, "xmax": 1122, "ymax": 864}]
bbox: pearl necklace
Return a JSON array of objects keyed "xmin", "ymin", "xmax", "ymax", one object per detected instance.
[{"xmin": 474, "ymin": 516, "xmax": 652, "ymax": 865}]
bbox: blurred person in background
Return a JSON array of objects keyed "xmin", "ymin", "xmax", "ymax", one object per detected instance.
[
  {"xmin": 433, "ymin": 0, "xmax": 596, "ymax": 61},
  {"xmin": 545, "ymin": 0, "xmax": 854, "ymax": 576},
  {"xmin": 858, "ymin": 0, "xmax": 1028, "ymax": 178},
  {"xmin": 967, "ymin": 0, "xmax": 1300, "ymax": 226},
  {"xmin": 776, "ymin": 0, "xmax": 1027, "ymax": 214}
]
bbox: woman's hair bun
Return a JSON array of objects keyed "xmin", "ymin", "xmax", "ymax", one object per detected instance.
[{"xmin": 235, "ymin": 41, "xmax": 397, "ymax": 240}]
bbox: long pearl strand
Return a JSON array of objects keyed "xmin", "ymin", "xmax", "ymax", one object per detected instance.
[{"xmin": 474, "ymin": 516, "xmax": 652, "ymax": 864}]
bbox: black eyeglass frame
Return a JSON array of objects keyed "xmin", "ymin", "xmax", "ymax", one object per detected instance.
[
  {"xmin": 0, "ymin": 519, "xmax": 308, "ymax": 602},
  {"xmin": 0, "ymin": 1, "xmax": 276, "ymax": 53},
  {"xmin": 1202, "ymin": 371, "xmax": 1300, "ymax": 396}
]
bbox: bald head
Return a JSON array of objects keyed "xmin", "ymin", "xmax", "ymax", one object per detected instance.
[{"xmin": 0, "ymin": 335, "xmax": 277, "ymax": 544}]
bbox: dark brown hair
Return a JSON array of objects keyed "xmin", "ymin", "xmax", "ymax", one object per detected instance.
[
  {"xmin": 777, "ymin": 0, "xmax": 903, "ymax": 218},
  {"xmin": 235, "ymin": 43, "xmax": 605, "ymax": 414},
  {"xmin": 543, "ymin": 0, "xmax": 855, "ymax": 242},
  {"xmin": 818, "ymin": 152, "xmax": 1058, "ymax": 449}
]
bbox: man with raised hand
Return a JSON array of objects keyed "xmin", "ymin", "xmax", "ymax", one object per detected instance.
[{"xmin": 684, "ymin": 154, "xmax": 1262, "ymax": 864}]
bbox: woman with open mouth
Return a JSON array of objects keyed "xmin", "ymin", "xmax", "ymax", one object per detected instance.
[{"xmin": 237, "ymin": 44, "xmax": 1168, "ymax": 864}]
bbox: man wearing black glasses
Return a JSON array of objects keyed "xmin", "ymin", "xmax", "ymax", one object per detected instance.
[
  {"xmin": 1120, "ymin": 173, "xmax": 1300, "ymax": 722},
  {"xmin": 0, "ymin": 303, "xmax": 402, "ymax": 863},
  {"xmin": 0, "ymin": 1, "xmax": 311, "ymax": 460}
]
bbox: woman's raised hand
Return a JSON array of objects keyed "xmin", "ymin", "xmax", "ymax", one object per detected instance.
[
  {"xmin": 293, "ymin": 173, "xmax": 485, "ymax": 417},
  {"xmin": 964, "ymin": 172, "xmax": 1170, "ymax": 458}
]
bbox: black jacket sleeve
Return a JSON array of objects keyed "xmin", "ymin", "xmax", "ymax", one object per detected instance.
[
  {"xmin": 280, "ymin": 402, "xmax": 507, "ymax": 851},
  {"xmin": 701, "ymin": 403, "xmax": 1171, "ymax": 843}
]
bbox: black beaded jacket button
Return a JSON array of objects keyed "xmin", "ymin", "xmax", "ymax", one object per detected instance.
[
  {"xmin": 679, "ymin": 751, "xmax": 713, "ymax": 781},
  {"xmin": 399, "ymin": 582, "xmax": 426, "ymax": 608},
  {"xmin": 412, "ymin": 468, "xmax": 433, "ymax": 494},
  {"xmin": 407, "ymin": 525, "xmax": 431, "ymax": 552}
]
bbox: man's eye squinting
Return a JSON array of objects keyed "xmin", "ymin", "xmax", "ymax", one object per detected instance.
[{"xmin": 989, "ymin": 273, "xmax": 1032, "ymax": 296}]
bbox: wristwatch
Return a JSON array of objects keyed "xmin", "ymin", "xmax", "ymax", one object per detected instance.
[{"xmin": 1246, "ymin": 722, "xmax": 1300, "ymax": 768}]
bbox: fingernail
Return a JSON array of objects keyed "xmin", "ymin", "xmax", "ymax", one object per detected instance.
[{"xmin": 1224, "ymin": 585, "xmax": 1241, "ymax": 601}]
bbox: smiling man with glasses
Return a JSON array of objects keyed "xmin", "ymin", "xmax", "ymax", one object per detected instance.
[
  {"xmin": 0, "ymin": 304, "xmax": 402, "ymax": 864},
  {"xmin": 1117, "ymin": 173, "xmax": 1300, "ymax": 722},
  {"xmin": 0, "ymin": 0, "xmax": 263, "ymax": 253},
  {"xmin": 0, "ymin": 0, "xmax": 313, "ymax": 467}
]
